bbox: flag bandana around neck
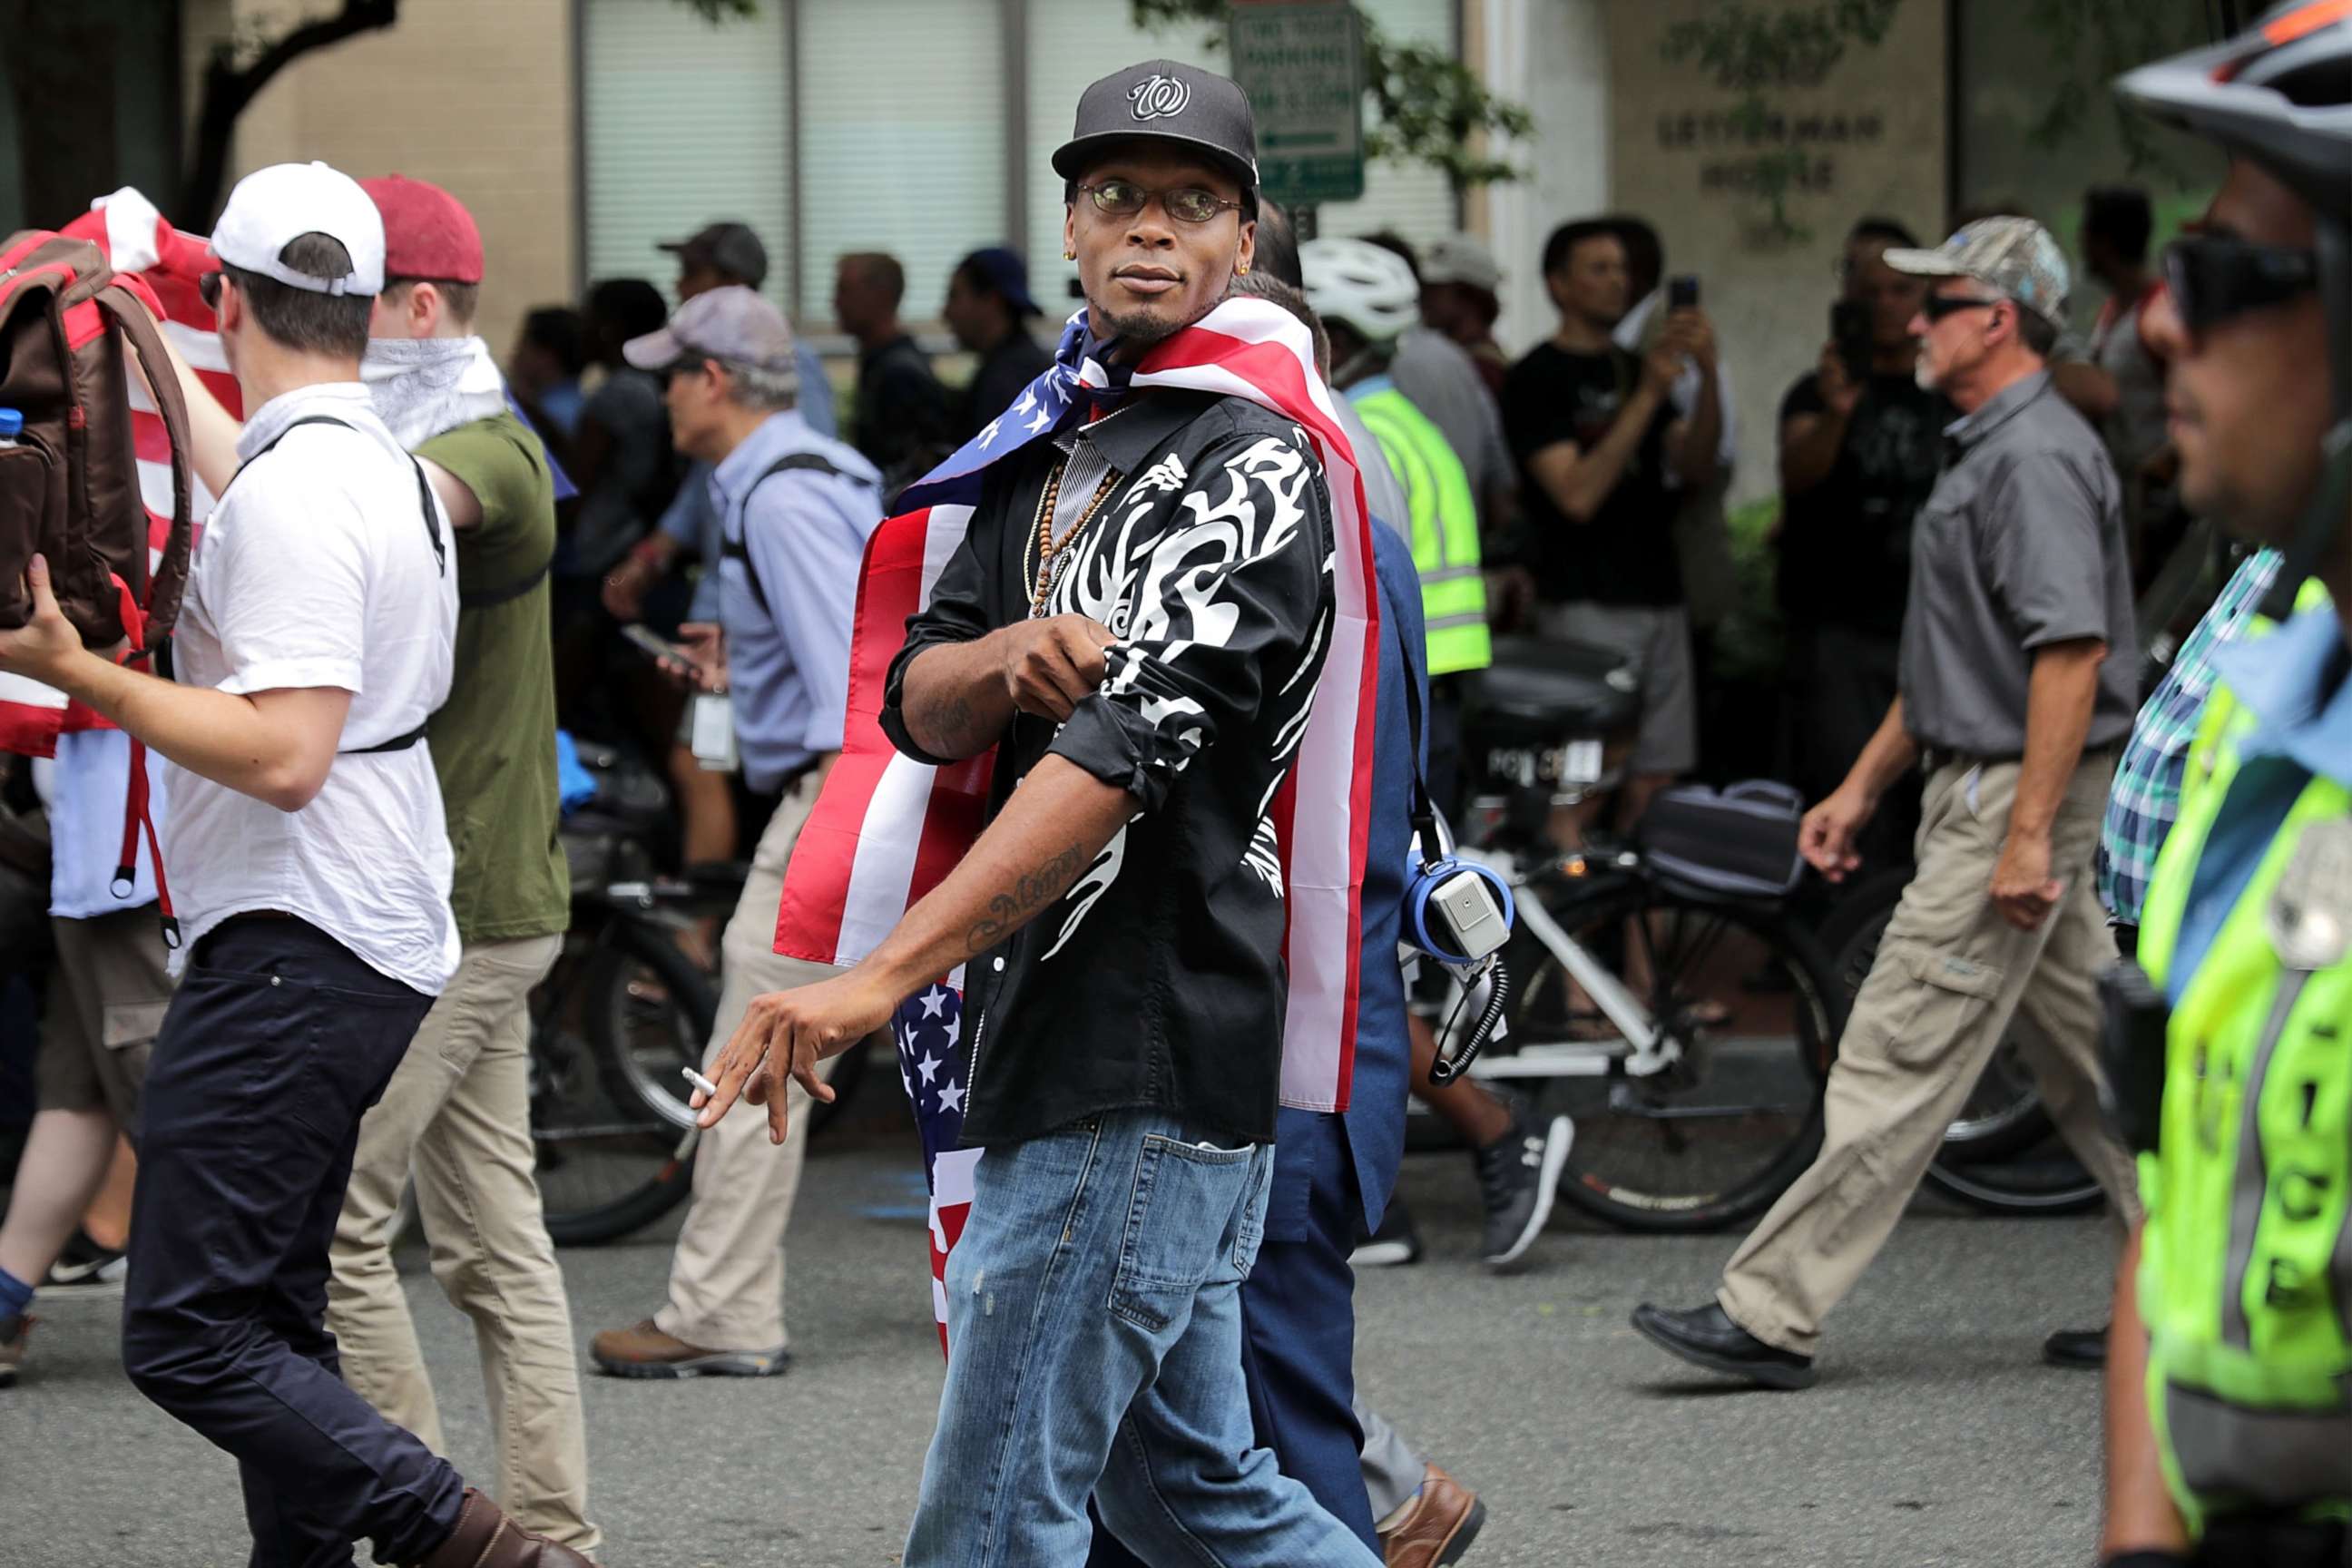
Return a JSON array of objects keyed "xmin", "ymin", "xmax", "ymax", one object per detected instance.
[{"xmin": 773, "ymin": 294, "xmax": 1382, "ymax": 1351}]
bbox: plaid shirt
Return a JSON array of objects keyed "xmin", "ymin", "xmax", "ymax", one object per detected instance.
[{"xmin": 2096, "ymin": 548, "xmax": 2283, "ymax": 923}]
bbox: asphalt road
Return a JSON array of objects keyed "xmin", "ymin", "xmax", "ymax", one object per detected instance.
[{"xmin": 0, "ymin": 1133, "xmax": 2121, "ymax": 1567}]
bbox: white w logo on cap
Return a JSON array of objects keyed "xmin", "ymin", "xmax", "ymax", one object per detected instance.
[{"xmin": 1129, "ymin": 74, "xmax": 1190, "ymax": 122}]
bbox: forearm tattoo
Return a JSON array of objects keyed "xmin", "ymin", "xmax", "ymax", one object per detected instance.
[
  {"xmin": 917, "ymin": 688, "xmax": 987, "ymax": 755},
  {"xmin": 964, "ymin": 843, "xmax": 1089, "ymax": 956}
]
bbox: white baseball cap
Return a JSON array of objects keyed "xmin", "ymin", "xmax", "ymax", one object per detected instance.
[
  {"xmin": 1421, "ymin": 235, "xmax": 1501, "ymax": 293},
  {"xmin": 209, "ymin": 162, "xmax": 386, "ymax": 296}
]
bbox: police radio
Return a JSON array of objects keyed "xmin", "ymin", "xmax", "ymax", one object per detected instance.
[{"xmin": 1398, "ymin": 653, "xmax": 1514, "ymax": 1085}]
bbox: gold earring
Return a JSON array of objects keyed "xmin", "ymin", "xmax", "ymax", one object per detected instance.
[
  {"xmin": 1237, "ymin": 262, "xmax": 1250, "ymax": 276},
  {"xmin": 1063, "ymin": 249, "xmax": 1075, "ymax": 260}
]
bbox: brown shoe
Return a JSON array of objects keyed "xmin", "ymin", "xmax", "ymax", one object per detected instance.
[
  {"xmin": 589, "ymin": 1318, "xmax": 789, "ymax": 1379},
  {"xmin": 413, "ymin": 1487, "xmax": 600, "ymax": 1566},
  {"xmin": 1380, "ymin": 1464, "xmax": 1485, "ymax": 1568},
  {"xmin": 0, "ymin": 1314, "xmax": 32, "ymax": 1387}
]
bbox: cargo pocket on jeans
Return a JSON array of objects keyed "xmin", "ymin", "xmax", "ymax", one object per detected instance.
[
  {"xmin": 1109, "ymin": 1134, "xmax": 1259, "ymax": 1333},
  {"xmin": 1889, "ymin": 944, "xmax": 2008, "ymax": 1068}
]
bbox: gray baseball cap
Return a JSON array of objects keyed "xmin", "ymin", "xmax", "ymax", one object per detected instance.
[
  {"xmin": 1052, "ymin": 58, "xmax": 1259, "ymax": 199},
  {"xmin": 660, "ymin": 221, "xmax": 769, "ymax": 289},
  {"xmin": 1885, "ymin": 216, "xmax": 2072, "ymax": 329},
  {"xmin": 622, "ymin": 285, "xmax": 798, "ymax": 377}
]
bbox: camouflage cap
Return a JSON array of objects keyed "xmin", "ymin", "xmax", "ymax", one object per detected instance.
[
  {"xmin": 622, "ymin": 284, "xmax": 799, "ymax": 377},
  {"xmin": 1884, "ymin": 216, "xmax": 2072, "ymax": 330}
]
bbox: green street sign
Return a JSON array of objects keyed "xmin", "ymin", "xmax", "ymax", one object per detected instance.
[{"xmin": 1228, "ymin": 2, "xmax": 1367, "ymax": 207}]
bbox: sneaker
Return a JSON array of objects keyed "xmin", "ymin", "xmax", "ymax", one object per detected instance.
[
  {"xmin": 44, "ymin": 1233, "xmax": 127, "ymax": 1296},
  {"xmin": 0, "ymin": 1314, "xmax": 32, "ymax": 1388},
  {"xmin": 1474, "ymin": 1106, "xmax": 1573, "ymax": 1270},
  {"xmin": 1350, "ymin": 1200, "xmax": 1424, "ymax": 1269},
  {"xmin": 589, "ymin": 1318, "xmax": 789, "ymax": 1380}
]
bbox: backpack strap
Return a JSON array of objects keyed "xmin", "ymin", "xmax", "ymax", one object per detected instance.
[
  {"xmin": 721, "ymin": 452, "xmax": 851, "ymax": 617},
  {"xmin": 93, "ymin": 286, "xmax": 196, "ymax": 642},
  {"xmin": 226, "ymin": 415, "xmax": 448, "ymax": 579},
  {"xmin": 224, "ymin": 416, "xmax": 446, "ymax": 758}
]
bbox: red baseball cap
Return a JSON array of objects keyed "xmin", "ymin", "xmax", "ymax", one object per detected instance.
[{"xmin": 359, "ymin": 173, "xmax": 484, "ymax": 284}]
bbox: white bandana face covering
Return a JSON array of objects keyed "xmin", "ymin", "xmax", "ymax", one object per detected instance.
[{"xmin": 360, "ymin": 334, "xmax": 507, "ymax": 448}]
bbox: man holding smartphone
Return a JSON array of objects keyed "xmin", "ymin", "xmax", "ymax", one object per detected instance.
[
  {"xmin": 589, "ymin": 285, "xmax": 883, "ymax": 1381},
  {"xmin": 1777, "ymin": 219, "xmax": 1940, "ymax": 854}
]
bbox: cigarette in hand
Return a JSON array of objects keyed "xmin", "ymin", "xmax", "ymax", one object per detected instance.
[{"xmin": 682, "ymin": 1065, "xmax": 719, "ymax": 1098}]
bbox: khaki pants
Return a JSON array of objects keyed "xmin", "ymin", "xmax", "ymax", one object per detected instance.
[
  {"xmin": 1718, "ymin": 751, "xmax": 2143, "ymax": 1356},
  {"xmin": 652, "ymin": 770, "xmax": 835, "ymax": 1353},
  {"xmin": 326, "ymin": 932, "xmax": 598, "ymax": 1552}
]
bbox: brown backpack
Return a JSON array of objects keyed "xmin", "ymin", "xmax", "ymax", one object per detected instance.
[{"xmin": 0, "ymin": 232, "xmax": 194, "ymax": 655}]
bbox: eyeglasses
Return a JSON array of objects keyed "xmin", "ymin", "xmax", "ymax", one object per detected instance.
[
  {"xmin": 198, "ymin": 270, "xmax": 225, "ymax": 310},
  {"xmin": 1920, "ymin": 292, "xmax": 2002, "ymax": 324},
  {"xmin": 1076, "ymin": 180, "xmax": 1243, "ymax": 226},
  {"xmin": 2161, "ymin": 234, "xmax": 2318, "ymax": 335}
]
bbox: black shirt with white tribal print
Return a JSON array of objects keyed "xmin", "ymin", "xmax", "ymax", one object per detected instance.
[{"xmin": 881, "ymin": 387, "xmax": 1338, "ymax": 1147}]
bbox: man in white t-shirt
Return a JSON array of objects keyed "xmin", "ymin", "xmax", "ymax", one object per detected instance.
[{"xmin": 0, "ymin": 162, "xmax": 594, "ymax": 1568}]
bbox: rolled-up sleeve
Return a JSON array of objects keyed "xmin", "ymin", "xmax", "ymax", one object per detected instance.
[
  {"xmin": 1048, "ymin": 427, "xmax": 1334, "ymax": 815},
  {"xmin": 878, "ymin": 512, "xmax": 999, "ymax": 767},
  {"xmin": 1984, "ymin": 448, "xmax": 2113, "ymax": 651}
]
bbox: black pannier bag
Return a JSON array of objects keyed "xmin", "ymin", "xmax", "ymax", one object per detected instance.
[
  {"xmin": 1635, "ymin": 780, "xmax": 1806, "ymax": 898},
  {"xmin": 1461, "ymin": 634, "xmax": 1642, "ymax": 805}
]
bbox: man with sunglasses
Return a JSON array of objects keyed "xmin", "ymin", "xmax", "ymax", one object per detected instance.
[
  {"xmin": 0, "ymin": 162, "xmax": 593, "ymax": 1566},
  {"xmin": 589, "ymin": 284, "xmax": 881, "ymax": 1382},
  {"xmin": 691, "ymin": 58, "xmax": 1376, "ymax": 1567},
  {"xmin": 1633, "ymin": 214, "xmax": 2145, "ymax": 1389},
  {"xmin": 2097, "ymin": 6, "xmax": 2352, "ymax": 1565}
]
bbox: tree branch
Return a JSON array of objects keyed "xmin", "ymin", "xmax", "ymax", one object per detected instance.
[{"xmin": 181, "ymin": 0, "xmax": 401, "ymax": 224}]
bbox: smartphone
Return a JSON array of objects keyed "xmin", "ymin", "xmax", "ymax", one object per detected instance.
[
  {"xmin": 620, "ymin": 622, "xmax": 693, "ymax": 665},
  {"xmin": 1831, "ymin": 299, "xmax": 1874, "ymax": 385},
  {"xmin": 1667, "ymin": 274, "xmax": 1700, "ymax": 309}
]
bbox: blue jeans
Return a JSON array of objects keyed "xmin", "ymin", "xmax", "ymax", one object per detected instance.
[{"xmin": 903, "ymin": 1110, "xmax": 1380, "ymax": 1568}]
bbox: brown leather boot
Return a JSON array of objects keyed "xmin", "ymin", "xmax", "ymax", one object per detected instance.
[{"xmin": 412, "ymin": 1487, "xmax": 602, "ymax": 1567}]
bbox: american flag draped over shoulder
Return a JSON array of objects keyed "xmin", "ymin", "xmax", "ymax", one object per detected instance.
[
  {"xmin": 777, "ymin": 297, "xmax": 1380, "ymax": 1348},
  {"xmin": 0, "ymin": 190, "xmax": 232, "ymax": 758}
]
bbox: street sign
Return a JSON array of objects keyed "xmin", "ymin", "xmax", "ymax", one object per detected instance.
[{"xmin": 1228, "ymin": 1, "xmax": 1366, "ymax": 208}]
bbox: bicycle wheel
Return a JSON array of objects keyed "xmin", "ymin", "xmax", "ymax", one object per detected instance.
[
  {"xmin": 1828, "ymin": 879, "xmax": 2106, "ymax": 1217},
  {"xmin": 530, "ymin": 916, "xmax": 712, "ymax": 1246},
  {"xmin": 1496, "ymin": 879, "xmax": 1844, "ymax": 1233}
]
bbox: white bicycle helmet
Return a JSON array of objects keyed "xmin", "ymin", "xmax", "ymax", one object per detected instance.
[{"xmin": 1300, "ymin": 237, "xmax": 1420, "ymax": 345}]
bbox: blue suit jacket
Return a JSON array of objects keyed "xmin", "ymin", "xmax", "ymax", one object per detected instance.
[{"xmin": 1335, "ymin": 519, "xmax": 1426, "ymax": 1232}]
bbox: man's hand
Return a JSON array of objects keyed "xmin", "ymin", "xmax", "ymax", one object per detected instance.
[
  {"xmin": 1990, "ymin": 828, "xmax": 2063, "ymax": 930},
  {"xmin": 998, "ymin": 614, "xmax": 1117, "ymax": 721},
  {"xmin": 603, "ymin": 554, "xmax": 662, "ymax": 621},
  {"xmin": 1662, "ymin": 306, "xmax": 1718, "ymax": 374},
  {"xmin": 0, "ymin": 556, "xmax": 89, "ymax": 685},
  {"xmin": 691, "ymin": 967, "xmax": 898, "ymax": 1144},
  {"xmin": 664, "ymin": 622, "xmax": 726, "ymax": 693},
  {"xmin": 1816, "ymin": 341, "xmax": 1862, "ymax": 417},
  {"xmin": 1485, "ymin": 565, "xmax": 1537, "ymax": 632},
  {"xmin": 1800, "ymin": 783, "xmax": 1876, "ymax": 882}
]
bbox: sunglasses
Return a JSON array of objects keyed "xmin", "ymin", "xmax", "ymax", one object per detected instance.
[
  {"xmin": 1077, "ymin": 180, "xmax": 1243, "ymax": 226},
  {"xmin": 2161, "ymin": 234, "xmax": 2318, "ymax": 335},
  {"xmin": 1920, "ymin": 292, "xmax": 2003, "ymax": 324},
  {"xmin": 199, "ymin": 270, "xmax": 226, "ymax": 310},
  {"xmin": 660, "ymin": 358, "xmax": 713, "ymax": 387}
]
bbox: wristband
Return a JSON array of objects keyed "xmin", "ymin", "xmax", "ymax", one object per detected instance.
[{"xmin": 627, "ymin": 538, "xmax": 670, "ymax": 570}]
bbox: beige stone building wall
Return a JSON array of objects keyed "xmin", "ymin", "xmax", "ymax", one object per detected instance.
[
  {"xmin": 182, "ymin": 0, "xmax": 576, "ymax": 361},
  {"xmin": 1608, "ymin": 0, "xmax": 1949, "ymax": 509}
]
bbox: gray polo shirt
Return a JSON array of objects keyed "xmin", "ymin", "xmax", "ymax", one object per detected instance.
[{"xmin": 1897, "ymin": 371, "xmax": 2138, "ymax": 758}]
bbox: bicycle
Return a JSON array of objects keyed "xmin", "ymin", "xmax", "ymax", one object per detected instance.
[{"xmin": 1438, "ymin": 639, "xmax": 1848, "ymax": 1234}]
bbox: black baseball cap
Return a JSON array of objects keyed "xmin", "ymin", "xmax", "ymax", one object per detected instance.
[
  {"xmin": 1052, "ymin": 59, "xmax": 1259, "ymax": 205},
  {"xmin": 660, "ymin": 221, "xmax": 768, "ymax": 289}
]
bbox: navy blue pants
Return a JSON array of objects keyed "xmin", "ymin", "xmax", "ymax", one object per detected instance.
[
  {"xmin": 121, "ymin": 916, "xmax": 466, "ymax": 1567},
  {"xmin": 1090, "ymin": 1108, "xmax": 1377, "ymax": 1563}
]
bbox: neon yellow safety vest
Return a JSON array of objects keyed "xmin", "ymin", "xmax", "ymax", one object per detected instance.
[
  {"xmin": 1351, "ymin": 383, "xmax": 1491, "ymax": 677},
  {"xmin": 2134, "ymin": 583, "xmax": 2350, "ymax": 1541}
]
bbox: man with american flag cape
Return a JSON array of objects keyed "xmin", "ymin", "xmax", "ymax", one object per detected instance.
[{"xmin": 693, "ymin": 58, "xmax": 1383, "ymax": 1568}]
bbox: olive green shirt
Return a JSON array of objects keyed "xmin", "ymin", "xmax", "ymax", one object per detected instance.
[{"xmin": 417, "ymin": 411, "xmax": 569, "ymax": 942}]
